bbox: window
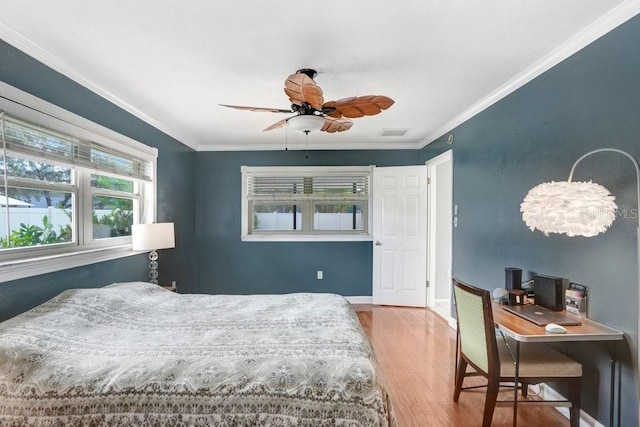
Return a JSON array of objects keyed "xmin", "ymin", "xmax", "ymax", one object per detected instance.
[
  {"xmin": 0, "ymin": 82, "xmax": 157, "ymax": 282},
  {"xmin": 241, "ymin": 166, "xmax": 372, "ymax": 241}
]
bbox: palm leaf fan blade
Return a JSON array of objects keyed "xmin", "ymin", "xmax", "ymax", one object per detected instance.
[
  {"xmin": 321, "ymin": 117, "xmax": 353, "ymax": 133},
  {"xmin": 284, "ymin": 73, "xmax": 324, "ymax": 108},
  {"xmin": 330, "ymin": 95, "xmax": 395, "ymax": 118},
  {"xmin": 263, "ymin": 118, "xmax": 288, "ymax": 131}
]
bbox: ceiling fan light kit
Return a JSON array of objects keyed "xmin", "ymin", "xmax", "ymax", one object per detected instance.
[
  {"xmin": 288, "ymin": 115, "xmax": 325, "ymax": 133},
  {"xmin": 220, "ymin": 68, "xmax": 394, "ymax": 135}
]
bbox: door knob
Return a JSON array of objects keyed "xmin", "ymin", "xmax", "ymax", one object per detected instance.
[{"xmin": 374, "ymin": 241, "xmax": 382, "ymax": 246}]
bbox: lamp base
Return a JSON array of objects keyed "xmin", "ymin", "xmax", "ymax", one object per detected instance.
[{"xmin": 148, "ymin": 249, "xmax": 159, "ymax": 285}]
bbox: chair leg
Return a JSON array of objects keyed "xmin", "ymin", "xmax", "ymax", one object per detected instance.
[
  {"xmin": 568, "ymin": 377, "xmax": 581, "ymax": 427},
  {"xmin": 453, "ymin": 358, "xmax": 467, "ymax": 402},
  {"xmin": 483, "ymin": 379, "xmax": 499, "ymax": 427},
  {"xmin": 521, "ymin": 382, "xmax": 528, "ymax": 398}
]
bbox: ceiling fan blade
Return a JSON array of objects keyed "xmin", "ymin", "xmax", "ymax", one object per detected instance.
[
  {"xmin": 322, "ymin": 96, "xmax": 395, "ymax": 119},
  {"xmin": 219, "ymin": 104, "xmax": 292, "ymax": 113},
  {"xmin": 321, "ymin": 117, "xmax": 353, "ymax": 133},
  {"xmin": 284, "ymin": 73, "xmax": 324, "ymax": 109},
  {"xmin": 263, "ymin": 118, "xmax": 289, "ymax": 131}
]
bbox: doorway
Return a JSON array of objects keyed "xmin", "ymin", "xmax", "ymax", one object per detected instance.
[{"xmin": 426, "ymin": 151, "xmax": 453, "ymax": 324}]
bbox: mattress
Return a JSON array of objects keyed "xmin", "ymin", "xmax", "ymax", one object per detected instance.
[{"xmin": 0, "ymin": 282, "xmax": 395, "ymax": 426}]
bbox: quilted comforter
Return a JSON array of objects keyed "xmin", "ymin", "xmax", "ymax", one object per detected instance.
[{"xmin": 0, "ymin": 282, "xmax": 394, "ymax": 426}]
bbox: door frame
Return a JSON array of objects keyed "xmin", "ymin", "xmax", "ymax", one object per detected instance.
[{"xmin": 425, "ymin": 150, "xmax": 453, "ymax": 323}]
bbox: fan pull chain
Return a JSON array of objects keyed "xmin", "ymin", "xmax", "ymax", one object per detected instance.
[
  {"xmin": 304, "ymin": 131, "xmax": 309, "ymax": 159},
  {"xmin": 285, "ymin": 121, "xmax": 288, "ymax": 151}
]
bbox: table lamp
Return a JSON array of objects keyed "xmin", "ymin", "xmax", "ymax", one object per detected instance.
[{"xmin": 132, "ymin": 222, "xmax": 175, "ymax": 284}]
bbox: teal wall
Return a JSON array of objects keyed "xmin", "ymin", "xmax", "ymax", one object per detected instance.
[
  {"xmin": 440, "ymin": 14, "xmax": 640, "ymax": 425},
  {"xmin": 194, "ymin": 149, "xmax": 447, "ymax": 296},
  {"xmin": 0, "ymin": 40, "xmax": 198, "ymax": 319}
]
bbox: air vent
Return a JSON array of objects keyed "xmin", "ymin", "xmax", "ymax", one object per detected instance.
[{"xmin": 380, "ymin": 128, "xmax": 408, "ymax": 137}]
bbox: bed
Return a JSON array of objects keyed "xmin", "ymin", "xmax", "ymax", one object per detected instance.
[{"xmin": 0, "ymin": 282, "xmax": 395, "ymax": 426}]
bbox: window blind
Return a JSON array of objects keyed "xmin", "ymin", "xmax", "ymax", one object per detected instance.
[
  {"xmin": 247, "ymin": 173, "xmax": 369, "ymax": 201},
  {"xmin": 1, "ymin": 113, "xmax": 152, "ymax": 181}
]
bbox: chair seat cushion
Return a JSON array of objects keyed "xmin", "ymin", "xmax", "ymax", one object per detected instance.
[{"xmin": 498, "ymin": 338, "xmax": 582, "ymax": 378}]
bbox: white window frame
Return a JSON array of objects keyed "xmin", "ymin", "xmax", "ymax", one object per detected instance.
[
  {"xmin": 0, "ymin": 81, "xmax": 157, "ymax": 283},
  {"xmin": 241, "ymin": 165, "xmax": 374, "ymax": 242}
]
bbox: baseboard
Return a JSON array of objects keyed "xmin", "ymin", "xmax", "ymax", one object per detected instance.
[
  {"xmin": 448, "ymin": 318, "xmax": 457, "ymax": 330},
  {"xmin": 538, "ymin": 383, "xmax": 604, "ymax": 427},
  {"xmin": 345, "ymin": 296, "xmax": 372, "ymax": 304}
]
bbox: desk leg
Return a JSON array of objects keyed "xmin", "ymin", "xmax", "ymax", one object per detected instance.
[
  {"xmin": 513, "ymin": 340, "xmax": 520, "ymax": 427},
  {"xmin": 607, "ymin": 341, "xmax": 617, "ymax": 427}
]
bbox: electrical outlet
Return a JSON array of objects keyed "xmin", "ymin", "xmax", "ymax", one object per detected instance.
[{"xmin": 317, "ymin": 271, "xmax": 323, "ymax": 280}]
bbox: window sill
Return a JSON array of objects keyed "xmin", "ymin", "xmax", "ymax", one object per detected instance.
[
  {"xmin": 0, "ymin": 245, "xmax": 142, "ymax": 283},
  {"xmin": 241, "ymin": 234, "xmax": 373, "ymax": 242}
]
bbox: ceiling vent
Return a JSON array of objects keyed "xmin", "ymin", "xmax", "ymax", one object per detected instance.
[{"xmin": 380, "ymin": 128, "xmax": 408, "ymax": 137}]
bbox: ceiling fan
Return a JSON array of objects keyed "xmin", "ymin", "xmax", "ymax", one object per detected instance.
[{"xmin": 220, "ymin": 69, "xmax": 394, "ymax": 134}]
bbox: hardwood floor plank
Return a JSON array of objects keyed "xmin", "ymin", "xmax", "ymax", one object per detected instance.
[{"xmin": 355, "ymin": 305, "xmax": 571, "ymax": 426}]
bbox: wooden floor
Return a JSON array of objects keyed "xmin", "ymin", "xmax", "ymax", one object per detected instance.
[{"xmin": 354, "ymin": 305, "xmax": 570, "ymax": 427}]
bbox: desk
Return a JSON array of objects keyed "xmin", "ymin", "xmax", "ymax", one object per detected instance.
[{"xmin": 492, "ymin": 302, "xmax": 624, "ymax": 427}]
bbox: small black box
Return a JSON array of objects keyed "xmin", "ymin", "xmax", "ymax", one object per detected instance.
[
  {"xmin": 505, "ymin": 267, "xmax": 522, "ymax": 290},
  {"xmin": 533, "ymin": 274, "xmax": 565, "ymax": 311}
]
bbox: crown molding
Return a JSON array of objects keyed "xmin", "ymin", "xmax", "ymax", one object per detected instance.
[
  {"xmin": 194, "ymin": 140, "xmax": 421, "ymax": 151},
  {"xmin": 419, "ymin": 0, "xmax": 640, "ymax": 148},
  {"xmin": 0, "ymin": 22, "xmax": 200, "ymax": 151},
  {"xmin": 2, "ymin": 1, "xmax": 637, "ymax": 154}
]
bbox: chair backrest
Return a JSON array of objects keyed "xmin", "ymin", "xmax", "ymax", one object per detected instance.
[{"xmin": 453, "ymin": 278, "xmax": 500, "ymax": 377}]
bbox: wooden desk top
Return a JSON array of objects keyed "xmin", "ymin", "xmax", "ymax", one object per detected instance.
[{"xmin": 492, "ymin": 302, "xmax": 624, "ymax": 343}]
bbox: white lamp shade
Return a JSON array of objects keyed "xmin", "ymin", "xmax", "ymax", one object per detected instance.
[
  {"xmin": 132, "ymin": 222, "xmax": 175, "ymax": 250},
  {"xmin": 288, "ymin": 115, "xmax": 325, "ymax": 133},
  {"xmin": 520, "ymin": 181, "xmax": 617, "ymax": 237}
]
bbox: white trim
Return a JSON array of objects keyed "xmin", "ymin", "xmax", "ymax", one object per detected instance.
[
  {"xmin": 243, "ymin": 165, "xmax": 373, "ymax": 175},
  {"xmin": 0, "ymin": 82, "xmax": 158, "ymax": 279},
  {"xmin": 537, "ymin": 383, "xmax": 605, "ymax": 427},
  {"xmin": 2, "ymin": 3, "xmax": 638, "ymax": 152},
  {"xmin": 345, "ymin": 296, "xmax": 372, "ymax": 304},
  {"xmin": 1, "ymin": 4, "xmax": 638, "ymax": 152},
  {"xmin": 0, "ymin": 23, "xmax": 199, "ymax": 151},
  {"xmin": 0, "ymin": 246, "xmax": 142, "ymax": 283},
  {"xmin": 242, "ymin": 234, "xmax": 373, "ymax": 242},
  {"xmin": 0, "ymin": 82, "xmax": 157, "ymax": 160},
  {"xmin": 241, "ymin": 165, "xmax": 374, "ymax": 241},
  {"xmin": 448, "ymin": 317, "xmax": 457, "ymax": 330},
  {"xmin": 425, "ymin": 150, "xmax": 453, "ymax": 309},
  {"xmin": 197, "ymin": 141, "xmax": 420, "ymax": 152},
  {"xmin": 419, "ymin": 1, "xmax": 640, "ymax": 148}
]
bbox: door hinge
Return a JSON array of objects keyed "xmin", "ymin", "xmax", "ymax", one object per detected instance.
[
  {"xmin": 427, "ymin": 177, "xmax": 431, "ymax": 185},
  {"xmin": 426, "ymin": 280, "xmax": 430, "ymax": 288}
]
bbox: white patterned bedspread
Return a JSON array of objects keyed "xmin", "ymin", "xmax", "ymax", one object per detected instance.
[{"xmin": 0, "ymin": 282, "xmax": 395, "ymax": 426}]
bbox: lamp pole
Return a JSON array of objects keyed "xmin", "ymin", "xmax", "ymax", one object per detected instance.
[{"xmin": 569, "ymin": 148, "xmax": 640, "ymax": 424}]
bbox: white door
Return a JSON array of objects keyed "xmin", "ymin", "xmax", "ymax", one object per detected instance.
[
  {"xmin": 372, "ymin": 166, "xmax": 428, "ymax": 307},
  {"xmin": 426, "ymin": 151, "xmax": 453, "ymax": 321}
]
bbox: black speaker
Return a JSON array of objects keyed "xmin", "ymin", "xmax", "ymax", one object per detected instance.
[
  {"xmin": 533, "ymin": 274, "xmax": 564, "ymax": 311},
  {"xmin": 505, "ymin": 267, "xmax": 522, "ymax": 291}
]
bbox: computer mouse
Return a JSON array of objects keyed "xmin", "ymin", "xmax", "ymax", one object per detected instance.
[{"xmin": 545, "ymin": 323, "xmax": 567, "ymax": 334}]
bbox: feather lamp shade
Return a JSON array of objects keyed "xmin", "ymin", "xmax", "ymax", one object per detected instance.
[{"xmin": 521, "ymin": 181, "xmax": 617, "ymax": 237}]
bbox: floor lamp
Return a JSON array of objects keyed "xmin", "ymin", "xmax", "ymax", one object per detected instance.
[
  {"xmin": 520, "ymin": 148, "xmax": 640, "ymax": 424},
  {"xmin": 132, "ymin": 222, "xmax": 175, "ymax": 284}
]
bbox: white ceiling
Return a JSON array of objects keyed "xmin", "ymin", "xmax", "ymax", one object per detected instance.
[{"xmin": 1, "ymin": 1, "xmax": 638, "ymax": 151}]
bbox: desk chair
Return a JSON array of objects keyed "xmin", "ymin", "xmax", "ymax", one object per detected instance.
[{"xmin": 452, "ymin": 278, "xmax": 582, "ymax": 427}]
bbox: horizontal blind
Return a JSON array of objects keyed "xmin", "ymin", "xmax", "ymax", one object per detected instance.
[
  {"xmin": 1, "ymin": 113, "xmax": 152, "ymax": 181},
  {"xmin": 248, "ymin": 173, "xmax": 369, "ymax": 201}
]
